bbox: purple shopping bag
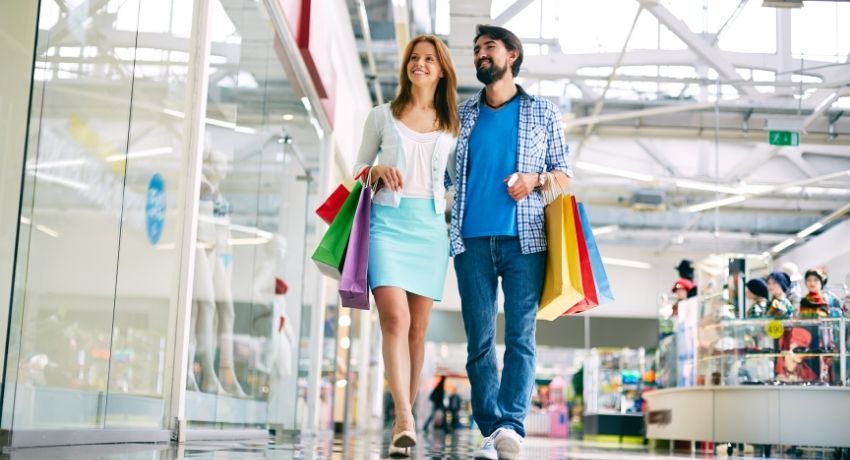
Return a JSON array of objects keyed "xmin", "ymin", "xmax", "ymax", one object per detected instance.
[{"xmin": 338, "ymin": 181, "xmax": 371, "ymax": 309}]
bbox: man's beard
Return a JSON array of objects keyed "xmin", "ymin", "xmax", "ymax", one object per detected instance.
[{"xmin": 476, "ymin": 58, "xmax": 508, "ymax": 85}]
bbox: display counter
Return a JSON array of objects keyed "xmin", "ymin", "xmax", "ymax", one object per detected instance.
[{"xmin": 645, "ymin": 386, "xmax": 850, "ymax": 448}]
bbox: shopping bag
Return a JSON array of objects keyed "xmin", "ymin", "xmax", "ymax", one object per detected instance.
[
  {"xmin": 315, "ymin": 184, "xmax": 350, "ymax": 225},
  {"xmin": 578, "ymin": 202, "xmax": 614, "ymax": 305},
  {"xmin": 311, "ymin": 181, "xmax": 363, "ymax": 279},
  {"xmin": 338, "ymin": 181, "xmax": 371, "ymax": 309},
  {"xmin": 537, "ymin": 194, "xmax": 584, "ymax": 321},
  {"xmin": 560, "ymin": 197, "xmax": 600, "ymax": 316}
]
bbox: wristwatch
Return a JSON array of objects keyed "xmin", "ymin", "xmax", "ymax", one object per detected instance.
[{"xmin": 537, "ymin": 172, "xmax": 547, "ymax": 189}]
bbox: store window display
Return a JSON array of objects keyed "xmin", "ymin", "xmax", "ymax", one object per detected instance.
[{"xmin": 188, "ymin": 147, "xmax": 246, "ymax": 397}]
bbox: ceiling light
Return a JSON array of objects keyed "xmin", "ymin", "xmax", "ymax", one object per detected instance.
[
  {"xmin": 339, "ymin": 315, "xmax": 351, "ymax": 327},
  {"xmin": 26, "ymin": 158, "xmax": 85, "ymax": 170},
  {"xmin": 105, "ymin": 146, "xmax": 174, "ymax": 163},
  {"xmin": 282, "ymin": 114, "xmax": 295, "ymax": 121},
  {"xmin": 227, "ymin": 237, "xmax": 271, "ymax": 246},
  {"xmin": 796, "ymin": 222, "xmax": 823, "ymax": 238},
  {"xmin": 602, "ymin": 257, "xmax": 652, "ymax": 270},
  {"xmin": 301, "ymin": 97, "xmax": 312, "ymax": 112},
  {"xmin": 35, "ymin": 224, "xmax": 60, "ymax": 238},
  {"xmin": 681, "ymin": 195, "xmax": 746, "ymax": 213},
  {"xmin": 675, "ymin": 179, "xmax": 742, "ymax": 195},
  {"xmin": 575, "ymin": 161, "xmax": 654, "ymax": 182},
  {"xmin": 592, "ymin": 225, "xmax": 618, "ymax": 236},
  {"xmin": 771, "ymin": 238, "xmax": 796, "ymax": 254},
  {"xmin": 29, "ymin": 172, "xmax": 90, "ymax": 191}
]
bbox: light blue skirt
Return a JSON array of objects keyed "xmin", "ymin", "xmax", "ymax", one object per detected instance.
[{"xmin": 369, "ymin": 198, "xmax": 449, "ymax": 301}]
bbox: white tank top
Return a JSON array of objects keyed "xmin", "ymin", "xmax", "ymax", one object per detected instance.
[{"xmin": 395, "ymin": 120, "xmax": 440, "ymax": 198}]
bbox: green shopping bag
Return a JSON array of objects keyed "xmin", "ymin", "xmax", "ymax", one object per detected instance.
[{"xmin": 312, "ymin": 181, "xmax": 363, "ymax": 280}]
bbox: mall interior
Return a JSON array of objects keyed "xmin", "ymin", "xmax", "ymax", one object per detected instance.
[{"xmin": 0, "ymin": 0, "xmax": 849, "ymax": 459}]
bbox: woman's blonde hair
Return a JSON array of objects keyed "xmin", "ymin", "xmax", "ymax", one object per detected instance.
[{"xmin": 390, "ymin": 35, "xmax": 459, "ymax": 136}]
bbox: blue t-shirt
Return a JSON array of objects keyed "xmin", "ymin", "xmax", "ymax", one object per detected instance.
[{"xmin": 461, "ymin": 96, "xmax": 520, "ymax": 238}]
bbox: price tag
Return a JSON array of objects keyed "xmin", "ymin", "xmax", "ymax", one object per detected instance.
[{"xmin": 766, "ymin": 320, "xmax": 785, "ymax": 339}]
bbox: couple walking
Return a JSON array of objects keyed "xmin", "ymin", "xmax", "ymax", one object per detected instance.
[{"xmin": 353, "ymin": 25, "xmax": 572, "ymax": 459}]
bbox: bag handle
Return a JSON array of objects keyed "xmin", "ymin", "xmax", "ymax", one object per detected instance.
[{"xmin": 541, "ymin": 171, "xmax": 569, "ymax": 205}]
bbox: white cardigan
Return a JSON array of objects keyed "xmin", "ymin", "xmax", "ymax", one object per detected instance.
[{"xmin": 353, "ymin": 103, "xmax": 458, "ymax": 214}]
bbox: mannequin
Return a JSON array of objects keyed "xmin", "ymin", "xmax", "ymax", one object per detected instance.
[
  {"xmin": 187, "ymin": 147, "xmax": 246, "ymax": 397},
  {"xmin": 267, "ymin": 276, "xmax": 295, "ymax": 427},
  {"xmin": 745, "ymin": 278, "xmax": 769, "ymax": 318}
]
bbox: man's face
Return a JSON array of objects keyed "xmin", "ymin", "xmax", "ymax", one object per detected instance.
[{"xmin": 474, "ymin": 35, "xmax": 515, "ymax": 85}]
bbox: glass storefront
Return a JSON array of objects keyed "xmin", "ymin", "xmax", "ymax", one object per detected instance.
[
  {"xmin": 0, "ymin": 2, "xmax": 40, "ymax": 387},
  {"xmin": 183, "ymin": 0, "xmax": 321, "ymax": 430},
  {"xmin": 3, "ymin": 0, "xmax": 195, "ymax": 431},
  {"xmin": 0, "ymin": 0, "xmax": 330, "ymax": 443}
]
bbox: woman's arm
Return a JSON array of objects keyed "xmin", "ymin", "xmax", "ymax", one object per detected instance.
[{"xmin": 352, "ymin": 107, "xmax": 382, "ymax": 177}]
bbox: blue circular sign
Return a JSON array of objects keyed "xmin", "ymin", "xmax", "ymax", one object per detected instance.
[{"xmin": 145, "ymin": 173, "xmax": 166, "ymax": 245}]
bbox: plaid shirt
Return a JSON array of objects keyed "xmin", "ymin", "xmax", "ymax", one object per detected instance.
[{"xmin": 447, "ymin": 86, "xmax": 573, "ymax": 256}]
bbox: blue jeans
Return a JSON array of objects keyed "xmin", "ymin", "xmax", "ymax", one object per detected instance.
[{"xmin": 454, "ymin": 237, "xmax": 546, "ymax": 438}]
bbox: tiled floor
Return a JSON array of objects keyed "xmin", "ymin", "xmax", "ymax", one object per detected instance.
[{"xmin": 2, "ymin": 429, "xmax": 847, "ymax": 459}]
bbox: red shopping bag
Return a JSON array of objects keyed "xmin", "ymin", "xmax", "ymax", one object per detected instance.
[
  {"xmin": 561, "ymin": 196, "xmax": 599, "ymax": 316},
  {"xmin": 315, "ymin": 184, "xmax": 350, "ymax": 225}
]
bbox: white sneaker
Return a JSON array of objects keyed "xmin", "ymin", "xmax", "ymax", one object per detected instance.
[
  {"xmin": 472, "ymin": 436, "xmax": 498, "ymax": 460},
  {"xmin": 492, "ymin": 427, "xmax": 522, "ymax": 460}
]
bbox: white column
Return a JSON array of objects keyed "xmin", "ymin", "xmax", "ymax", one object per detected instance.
[
  {"xmin": 166, "ymin": 0, "xmax": 211, "ymax": 443},
  {"xmin": 776, "ymin": 8, "xmax": 792, "ymax": 82}
]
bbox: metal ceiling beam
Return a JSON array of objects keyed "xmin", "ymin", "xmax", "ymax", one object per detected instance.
[
  {"xmin": 493, "ymin": 0, "xmax": 535, "ymax": 26},
  {"xmin": 781, "ymin": 150, "xmax": 819, "ymax": 178},
  {"xmin": 635, "ymin": 139, "xmax": 678, "ymax": 176},
  {"xmin": 640, "ymin": 0, "xmax": 759, "ymax": 97},
  {"xmin": 729, "ymin": 144, "xmax": 780, "ymax": 181}
]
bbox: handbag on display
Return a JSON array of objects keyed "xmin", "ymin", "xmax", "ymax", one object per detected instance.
[
  {"xmin": 338, "ymin": 173, "xmax": 372, "ymax": 310},
  {"xmin": 311, "ymin": 180, "xmax": 363, "ymax": 279}
]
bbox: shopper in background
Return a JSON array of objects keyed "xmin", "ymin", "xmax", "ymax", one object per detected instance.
[
  {"xmin": 670, "ymin": 278, "xmax": 694, "ymax": 317},
  {"xmin": 353, "ymin": 34, "xmax": 460, "ymax": 458},
  {"xmin": 766, "ymin": 272, "xmax": 795, "ymax": 319},
  {"xmin": 448, "ymin": 24, "xmax": 572, "ymax": 460},
  {"xmin": 675, "ymin": 259, "xmax": 697, "ymax": 297},
  {"xmin": 800, "ymin": 269, "xmax": 842, "ymax": 318},
  {"xmin": 779, "ymin": 261, "xmax": 804, "ymax": 310},
  {"xmin": 423, "ymin": 376, "xmax": 447, "ymax": 433},
  {"xmin": 745, "ymin": 278, "xmax": 769, "ymax": 318}
]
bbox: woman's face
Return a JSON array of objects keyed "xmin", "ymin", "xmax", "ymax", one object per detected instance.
[
  {"xmin": 407, "ymin": 41, "xmax": 443, "ymax": 88},
  {"xmin": 805, "ymin": 275, "xmax": 822, "ymax": 293},
  {"xmin": 767, "ymin": 277, "xmax": 783, "ymax": 297}
]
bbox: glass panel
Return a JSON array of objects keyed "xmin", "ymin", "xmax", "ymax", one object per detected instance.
[
  {"xmin": 8, "ymin": 0, "xmax": 139, "ymax": 430},
  {"xmin": 104, "ymin": 0, "xmax": 194, "ymax": 428},
  {"xmin": 0, "ymin": 2, "xmax": 40, "ymax": 389},
  {"xmin": 185, "ymin": 0, "xmax": 320, "ymax": 430}
]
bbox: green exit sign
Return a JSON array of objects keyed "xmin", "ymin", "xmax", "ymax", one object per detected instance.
[{"xmin": 769, "ymin": 130, "xmax": 800, "ymax": 146}]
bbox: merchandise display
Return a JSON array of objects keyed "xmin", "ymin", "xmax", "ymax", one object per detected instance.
[
  {"xmin": 583, "ymin": 348, "xmax": 648, "ymax": 441},
  {"xmin": 647, "ymin": 254, "xmax": 850, "ymax": 453}
]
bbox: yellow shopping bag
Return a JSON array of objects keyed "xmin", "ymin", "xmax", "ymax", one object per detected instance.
[{"xmin": 537, "ymin": 194, "xmax": 585, "ymax": 321}]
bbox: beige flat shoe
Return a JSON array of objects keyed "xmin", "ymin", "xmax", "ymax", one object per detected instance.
[
  {"xmin": 391, "ymin": 429, "xmax": 417, "ymax": 448},
  {"xmin": 388, "ymin": 444, "xmax": 411, "ymax": 458}
]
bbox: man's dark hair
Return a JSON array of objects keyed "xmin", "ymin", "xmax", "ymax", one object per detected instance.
[{"xmin": 474, "ymin": 24, "xmax": 523, "ymax": 77}]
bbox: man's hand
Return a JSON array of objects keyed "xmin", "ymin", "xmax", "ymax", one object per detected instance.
[{"xmin": 505, "ymin": 172, "xmax": 538, "ymax": 201}]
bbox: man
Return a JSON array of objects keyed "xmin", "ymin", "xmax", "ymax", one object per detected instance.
[{"xmin": 448, "ymin": 24, "xmax": 572, "ymax": 460}]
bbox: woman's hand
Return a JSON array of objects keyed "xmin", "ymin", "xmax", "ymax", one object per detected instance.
[{"xmin": 369, "ymin": 165, "xmax": 404, "ymax": 191}]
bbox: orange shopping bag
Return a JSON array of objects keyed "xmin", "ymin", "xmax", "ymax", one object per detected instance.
[{"xmin": 537, "ymin": 194, "xmax": 584, "ymax": 321}]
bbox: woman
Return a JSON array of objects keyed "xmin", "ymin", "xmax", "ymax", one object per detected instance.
[
  {"xmin": 353, "ymin": 35, "xmax": 459, "ymax": 457},
  {"xmin": 766, "ymin": 272, "xmax": 795, "ymax": 319}
]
